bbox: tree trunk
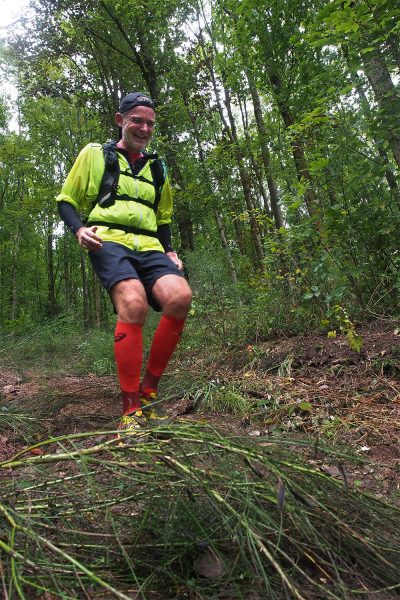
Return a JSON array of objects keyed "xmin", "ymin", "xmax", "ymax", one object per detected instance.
[
  {"xmin": 63, "ymin": 232, "xmax": 71, "ymax": 311},
  {"xmin": 195, "ymin": 20, "xmax": 264, "ymax": 268},
  {"xmin": 269, "ymin": 73, "xmax": 319, "ymax": 218},
  {"xmin": 223, "ymin": 87, "xmax": 264, "ymax": 267},
  {"xmin": 233, "ymin": 219, "xmax": 246, "ymax": 255},
  {"xmin": 214, "ymin": 211, "xmax": 238, "ymax": 284},
  {"xmin": 247, "ymin": 72, "xmax": 284, "ymax": 229},
  {"xmin": 10, "ymin": 230, "xmax": 20, "ymax": 322},
  {"xmin": 182, "ymin": 93, "xmax": 238, "ymax": 282},
  {"xmin": 166, "ymin": 152, "xmax": 195, "ymax": 252},
  {"xmin": 92, "ymin": 267, "xmax": 101, "ymax": 327},
  {"xmin": 80, "ymin": 251, "xmax": 90, "ymax": 329},
  {"xmin": 362, "ymin": 48, "xmax": 400, "ymax": 169},
  {"xmin": 238, "ymin": 97, "xmax": 271, "ymax": 218},
  {"xmin": 344, "ymin": 48, "xmax": 400, "ymax": 201},
  {"xmin": 46, "ymin": 218, "xmax": 57, "ymax": 317}
]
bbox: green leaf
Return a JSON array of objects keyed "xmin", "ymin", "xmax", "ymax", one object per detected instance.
[
  {"xmin": 298, "ymin": 402, "xmax": 312, "ymax": 412},
  {"xmin": 360, "ymin": 47, "xmax": 375, "ymax": 54},
  {"xmin": 310, "ymin": 157, "xmax": 329, "ymax": 172}
]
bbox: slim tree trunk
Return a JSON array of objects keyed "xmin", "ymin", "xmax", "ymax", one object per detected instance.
[
  {"xmin": 196, "ymin": 19, "xmax": 264, "ymax": 268},
  {"xmin": 217, "ymin": 2, "xmax": 284, "ymax": 228},
  {"xmin": 214, "ymin": 211, "xmax": 238, "ymax": 283},
  {"xmin": 46, "ymin": 218, "xmax": 57, "ymax": 317},
  {"xmin": 63, "ymin": 232, "xmax": 71, "ymax": 310},
  {"xmin": 80, "ymin": 251, "xmax": 90, "ymax": 329},
  {"xmin": 182, "ymin": 93, "xmax": 238, "ymax": 282},
  {"xmin": 10, "ymin": 231, "xmax": 20, "ymax": 322},
  {"xmin": 92, "ymin": 267, "xmax": 101, "ymax": 326},
  {"xmin": 233, "ymin": 219, "xmax": 246, "ymax": 255},
  {"xmin": 225, "ymin": 88, "xmax": 264, "ymax": 267},
  {"xmin": 247, "ymin": 72, "xmax": 284, "ymax": 229},
  {"xmin": 270, "ymin": 72, "xmax": 318, "ymax": 217},
  {"xmin": 238, "ymin": 97, "xmax": 271, "ymax": 219}
]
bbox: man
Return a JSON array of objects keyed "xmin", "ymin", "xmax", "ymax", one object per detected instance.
[{"xmin": 57, "ymin": 92, "xmax": 192, "ymax": 430}]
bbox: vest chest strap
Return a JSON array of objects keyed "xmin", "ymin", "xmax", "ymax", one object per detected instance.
[{"xmin": 86, "ymin": 220, "xmax": 158, "ymax": 238}]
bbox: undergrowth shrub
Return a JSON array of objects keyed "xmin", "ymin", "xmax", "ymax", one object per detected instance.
[
  {"xmin": 184, "ymin": 249, "xmax": 247, "ymax": 346},
  {"xmin": 202, "ymin": 383, "xmax": 249, "ymax": 416},
  {"xmin": 0, "ymin": 312, "xmax": 115, "ymax": 375},
  {"xmin": 0, "ymin": 310, "xmax": 185, "ymax": 376},
  {"xmin": 183, "ymin": 246, "xmax": 338, "ymax": 345}
]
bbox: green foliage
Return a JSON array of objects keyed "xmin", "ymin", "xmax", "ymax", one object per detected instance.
[
  {"xmin": 184, "ymin": 248, "xmax": 247, "ymax": 344},
  {"xmin": 201, "ymin": 382, "xmax": 249, "ymax": 416},
  {"xmin": 324, "ymin": 305, "xmax": 363, "ymax": 353},
  {"xmin": 0, "ymin": 313, "xmax": 115, "ymax": 376},
  {"xmin": 321, "ymin": 415, "xmax": 350, "ymax": 440}
]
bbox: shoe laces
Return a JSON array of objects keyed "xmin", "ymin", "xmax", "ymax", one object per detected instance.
[
  {"xmin": 120, "ymin": 409, "xmax": 144, "ymax": 424},
  {"xmin": 141, "ymin": 390, "xmax": 157, "ymax": 408}
]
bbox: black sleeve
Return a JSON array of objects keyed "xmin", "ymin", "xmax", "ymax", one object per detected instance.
[
  {"xmin": 157, "ymin": 223, "xmax": 174, "ymax": 253},
  {"xmin": 58, "ymin": 201, "xmax": 85, "ymax": 235}
]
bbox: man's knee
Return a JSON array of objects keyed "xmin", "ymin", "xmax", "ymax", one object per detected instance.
[
  {"xmin": 162, "ymin": 281, "xmax": 193, "ymax": 316},
  {"xmin": 121, "ymin": 295, "xmax": 148, "ymax": 323},
  {"xmin": 178, "ymin": 285, "xmax": 193, "ymax": 310},
  {"xmin": 111, "ymin": 279, "xmax": 148, "ymax": 324}
]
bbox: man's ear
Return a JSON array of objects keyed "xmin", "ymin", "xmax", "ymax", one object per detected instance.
[{"xmin": 115, "ymin": 112, "xmax": 123, "ymax": 126}]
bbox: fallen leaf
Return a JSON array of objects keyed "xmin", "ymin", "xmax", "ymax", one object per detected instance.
[
  {"xmin": 248, "ymin": 430, "xmax": 261, "ymax": 437},
  {"xmin": 195, "ymin": 548, "xmax": 226, "ymax": 579},
  {"xmin": 321, "ymin": 465, "xmax": 341, "ymax": 478},
  {"xmin": 359, "ymin": 446, "xmax": 371, "ymax": 452}
]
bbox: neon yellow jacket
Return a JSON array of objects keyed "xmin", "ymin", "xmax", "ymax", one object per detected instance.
[{"xmin": 56, "ymin": 143, "xmax": 173, "ymax": 252}]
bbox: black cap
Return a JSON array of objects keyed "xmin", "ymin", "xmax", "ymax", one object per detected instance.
[{"xmin": 118, "ymin": 92, "xmax": 155, "ymax": 114}]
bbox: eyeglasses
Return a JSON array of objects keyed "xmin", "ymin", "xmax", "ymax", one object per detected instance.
[{"xmin": 125, "ymin": 116, "xmax": 155, "ymax": 128}]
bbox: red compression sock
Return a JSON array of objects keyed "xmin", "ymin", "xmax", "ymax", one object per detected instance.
[
  {"xmin": 142, "ymin": 314, "xmax": 186, "ymax": 391},
  {"xmin": 114, "ymin": 322, "xmax": 143, "ymax": 414}
]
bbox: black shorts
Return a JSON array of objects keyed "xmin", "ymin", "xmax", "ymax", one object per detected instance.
[{"xmin": 89, "ymin": 242, "xmax": 184, "ymax": 311}]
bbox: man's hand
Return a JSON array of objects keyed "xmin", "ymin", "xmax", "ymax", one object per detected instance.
[
  {"xmin": 76, "ymin": 226, "xmax": 103, "ymax": 251},
  {"xmin": 166, "ymin": 251, "xmax": 183, "ymax": 271}
]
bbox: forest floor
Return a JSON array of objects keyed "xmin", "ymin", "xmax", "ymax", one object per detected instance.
[{"xmin": 1, "ymin": 320, "xmax": 399, "ymax": 501}]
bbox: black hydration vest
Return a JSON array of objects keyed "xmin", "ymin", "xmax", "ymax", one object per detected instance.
[{"xmin": 87, "ymin": 140, "xmax": 166, "ymax": 237}]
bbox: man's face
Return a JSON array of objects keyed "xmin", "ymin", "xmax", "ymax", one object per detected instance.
[{"xmin": 115, "ymin": 105, "xmax": 156, "ymax": 152}]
